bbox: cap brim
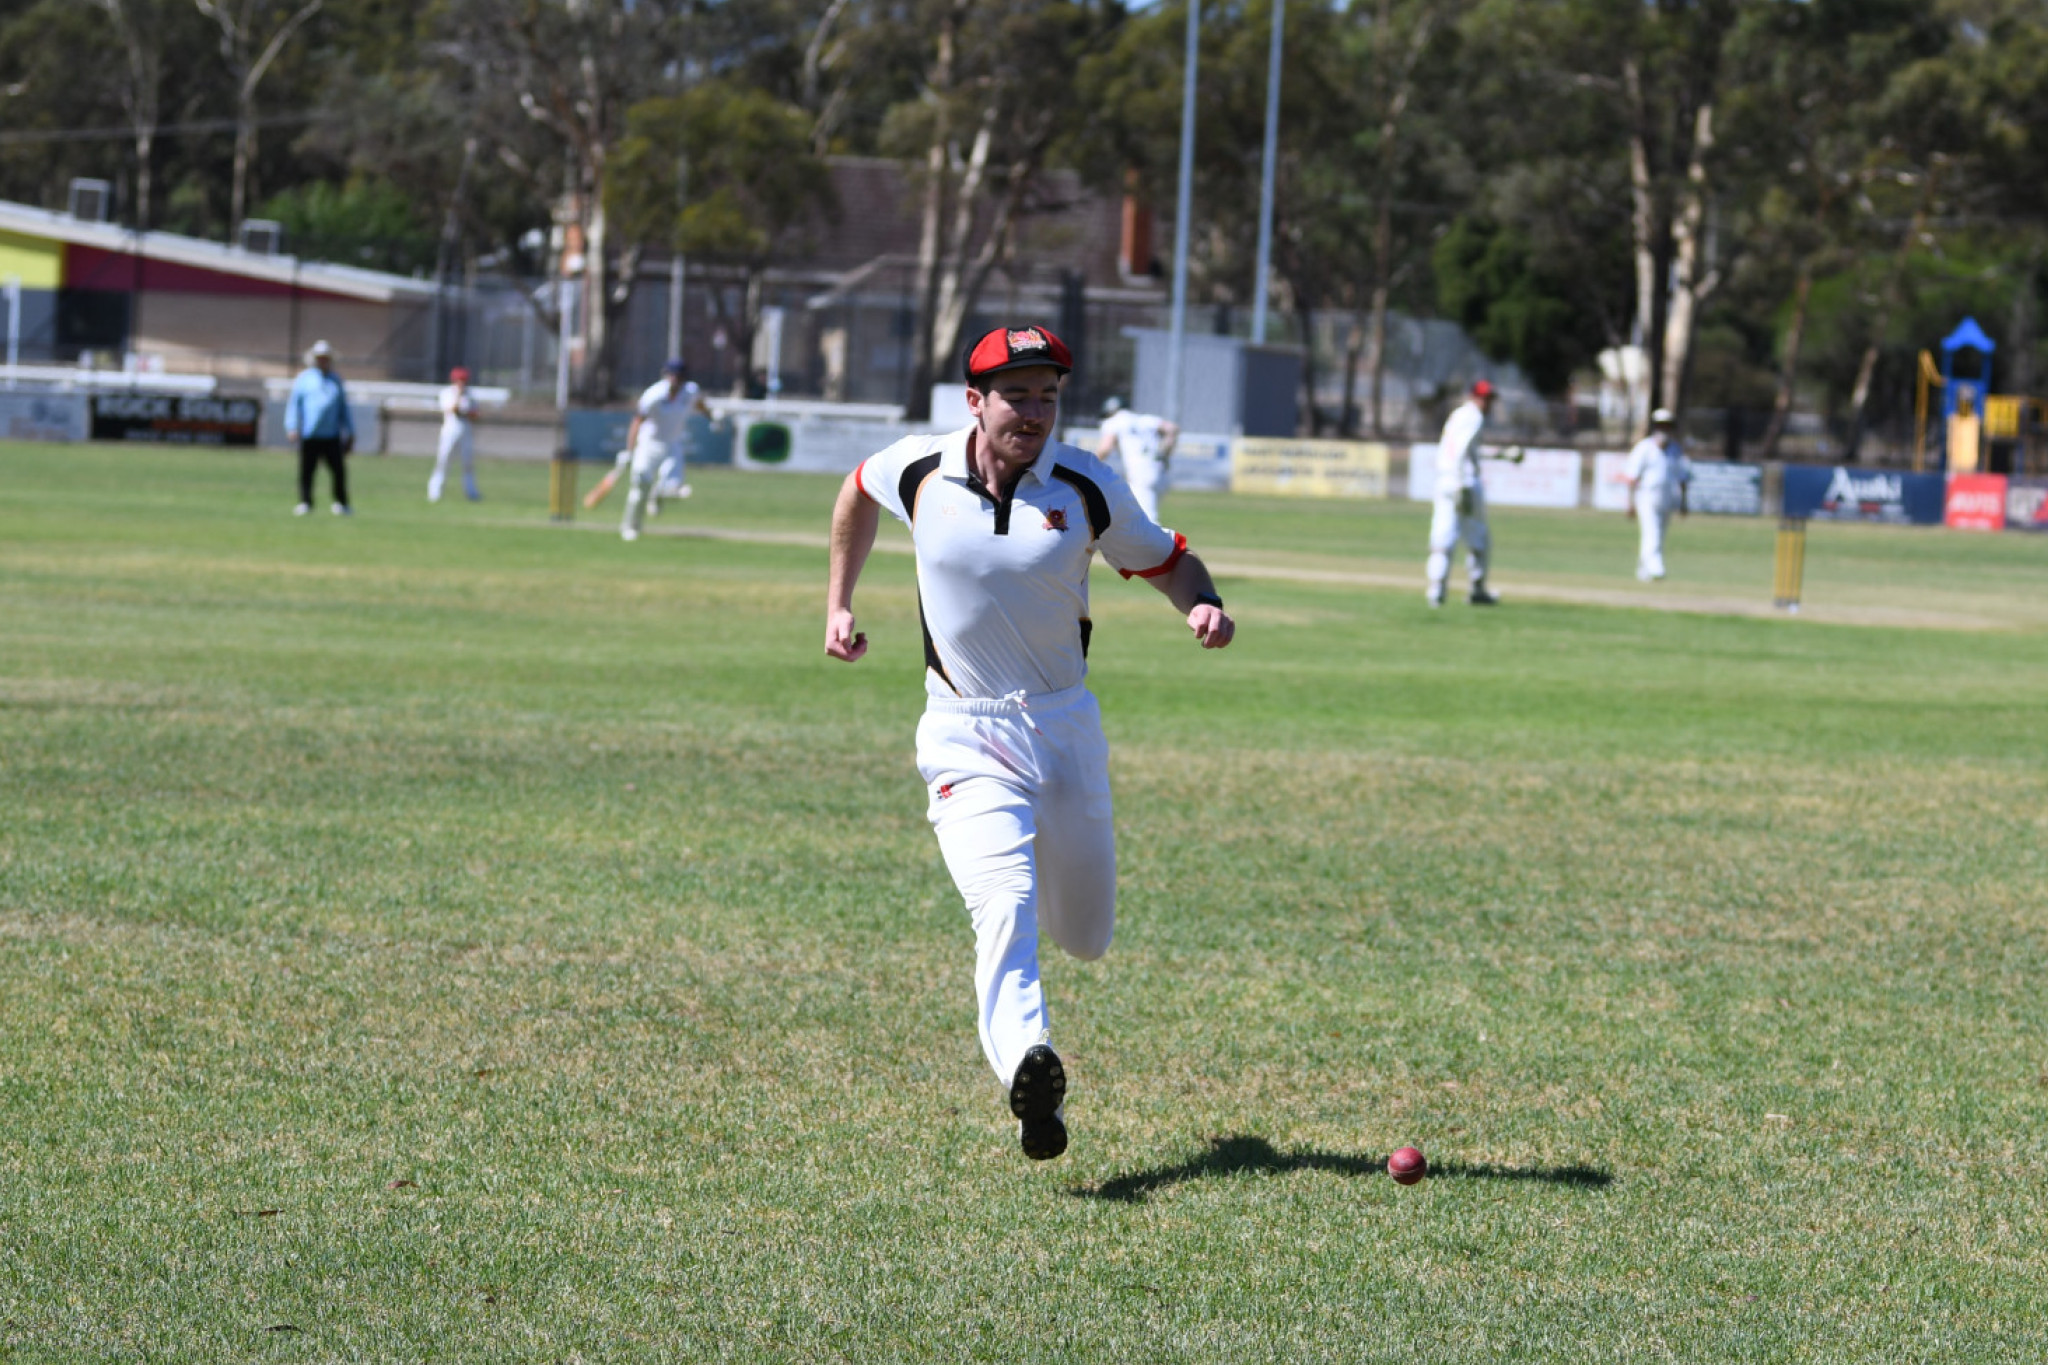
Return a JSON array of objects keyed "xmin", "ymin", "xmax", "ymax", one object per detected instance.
[{"xmin": 970, "ymin": 358, "xmax": 1071, "ymax": 381}]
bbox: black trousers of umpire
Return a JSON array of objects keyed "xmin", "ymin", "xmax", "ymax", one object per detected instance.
[{"xmin": 298, "ymin": 436, "xmax": 349, "ymax": 508}]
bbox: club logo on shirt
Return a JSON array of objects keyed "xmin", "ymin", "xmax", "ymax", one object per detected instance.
[
  {"xmin": 1042, "ymin": 508, "xmax": 1069, "ymax": 533},
  {"xmin": 937, "ymin": 782, "xmax": 955, "ymax": 799},
  {"xmin": 1007, "ymin": 328, "xmax": 1049, "ymax": 353}
]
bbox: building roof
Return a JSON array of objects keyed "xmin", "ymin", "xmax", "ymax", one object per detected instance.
[{"xmin": 0, "ymin": 199, "xmax": 438, "ymax": 304}]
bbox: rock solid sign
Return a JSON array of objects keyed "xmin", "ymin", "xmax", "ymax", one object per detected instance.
[
  {"xmin": 1782, "ymin": 464, "xmax": 1944, "ymax": 525},
  {"xmin": 1944, "ymin": 473, "xmax": 2008, "ymax": 531},
  {"xmin": 1232, "ymin": 438, "xmax": 1390, "ymax": 499},
  {"xmin": 92, "ymin": 393, "xmax": 259, "ymax": 446}
]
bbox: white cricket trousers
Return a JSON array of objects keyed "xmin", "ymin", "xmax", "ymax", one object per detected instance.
[
  {"xmin": 1635, "ymin": 490, "xmax": 1673, "ymax": 580},
  {"xmin": 1427, "ymin": 486, "xmax": 1491, "ymax": 591},
  {"xmin": 429, "ymin": 426, "xmax": 476, "ymax": 502},
  {"xmin": 621, "ymin": 442, "xmax": 675, "ymax": 537},
  {"xmin": 915, "ymin": 682, "xmax": 1116, "ymax": 1087},
  {"xmin": 1122, "ymin": 451, "xmax": 1164, "ymax": 524}
]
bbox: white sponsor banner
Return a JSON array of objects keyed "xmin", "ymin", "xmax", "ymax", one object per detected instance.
[
  {"xmin": 1063, "ymin": 425, "xmax": 1230, "ymax": 491},
  {"xmin": 0, "ymin": 391, "xmax": 90, "ymax": 443},
  {"xmin": 1408, "ymin": 443, "xmax": 1583, "ymax": 508},
  {"xmin": 1593, "ymin": 451, "xmax": 1632, "ymax": 511}
]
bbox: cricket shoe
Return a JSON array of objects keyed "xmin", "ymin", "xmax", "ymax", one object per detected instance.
[
  {"xmin": 293, "ymin": 502, "xmax": 312, "ymax": 516},
  {"xmin": 621, "ymin": 527, "xmax": 640, "ymax": 542},
  {"xmin": 1009, "ymin": 1043, "xmax": 1068, "ymax": 1161},
  {"xmin": 332, "ymin": 502, "xmax": 352, "ymax": 517},
  {"xmin": 1468, "ymin": 585, "xmax": 1499, "ymax": 606},
  {"xmin": 1426, "ymin": 587, "xmax": 1445, "ymax": 609}
]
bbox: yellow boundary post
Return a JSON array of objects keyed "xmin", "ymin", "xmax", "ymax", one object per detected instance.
[{"xmin": 1773, "ymin": 517, "xmax": 1807, "ymax": 614}]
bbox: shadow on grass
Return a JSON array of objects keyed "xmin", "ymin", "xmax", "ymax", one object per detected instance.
[{"xmin": 1072, "ymin": 1135, "xmax": 1614, "ymax": 1204}]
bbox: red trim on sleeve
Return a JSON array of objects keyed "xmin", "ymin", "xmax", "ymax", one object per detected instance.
[
  {"xmin": 855, "ymin": 456, "xmax": 879, "ymax": 503},
  {"xmin": 1121, "ymin": 531, "xmax": 1188, "ymax": 580}
]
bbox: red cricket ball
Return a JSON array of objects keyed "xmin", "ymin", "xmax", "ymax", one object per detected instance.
[{"xmin": 1388, "ymin": 1146, "xmax": 1428, "ymax": 1185}]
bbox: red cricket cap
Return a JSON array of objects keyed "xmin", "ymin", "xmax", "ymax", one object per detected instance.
[
  {"xmin": 1470, "ymin": 379, "xmax": 1496, "ymax": 399},
  {"xmin": 963, "ymin": 325, "xmax": 1073, "ymax": 382},
  {"xmin": 450, "ymin": 366, "xmax": 471, "ymax": 383}
]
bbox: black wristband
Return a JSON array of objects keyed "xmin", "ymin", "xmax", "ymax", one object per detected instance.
[{"xmin": 1193, "ymin": 591, "xmax": 1224, "ymax": 611}]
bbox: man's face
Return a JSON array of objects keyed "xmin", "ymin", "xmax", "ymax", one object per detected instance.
[
  {"xmin": 666, "ymin": 373, "xmax": 686, "ymax": 397},
  {"xmin": 967, "ymin": 366, "xmax": 1063, "ymax": 465},
  {"xmin": 314, "ymin": 354, "xmax": 332, "ymax": 373},
  {"xmin": 1475, "ymin": 392, "xmax": 1495, "ymax": 417}
]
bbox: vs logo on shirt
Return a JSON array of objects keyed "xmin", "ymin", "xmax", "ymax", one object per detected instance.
[{"xmin": 1042, "ymin": 508, "xmax": 1069, "ymax": 533}]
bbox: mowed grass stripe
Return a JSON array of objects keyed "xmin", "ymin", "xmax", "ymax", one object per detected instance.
[{"xmin": 2, "ymin": 442, "xmax": 2046, "ymax": 1360}]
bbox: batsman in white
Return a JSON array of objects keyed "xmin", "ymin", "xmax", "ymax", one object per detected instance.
[
  {"xmin": 427, "ymin": 366, "xmax": 481, "ymax": 503},
  {"xmin": 1623, "ymin": 408, "xmax": 1690, "ymax": 581},
  {"xmin": 1093, "ymin": 395, "xmax": 1178, "ymax": 523},
  {"xmin": 1426, "ymin": 378, "xmax": 1507, "ymax": 607},
  {"xmin": 824, "ymin": 324, "xmax": 1236, "ymax": 1162},
  {"xmin": 584, "ymin": 358, "xmax": 711, "ymax": 540}
]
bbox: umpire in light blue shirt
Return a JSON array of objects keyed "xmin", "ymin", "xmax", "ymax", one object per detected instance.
[{"xmin": 285, "ymin": 340, "xmax": 356, "ymax": 516}]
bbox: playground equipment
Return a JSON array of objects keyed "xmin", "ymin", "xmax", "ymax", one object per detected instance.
[{"xmin": 1915, "ymin": 316, "xmax": 2041, "ymax": 475}]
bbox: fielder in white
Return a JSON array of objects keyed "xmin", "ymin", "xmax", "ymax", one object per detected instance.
[
  {"xmin": 1426, "ymin": 379, "xmax": 1503, "ymax": 607},
  {"xmin": 427, "ymin": 367, "xmax": 481, "ymax": 503},
  {"xmin": 1094, "ymin": 396, "xmax": 1178, "ymax": 523},
  {"xmin": 825, "ymin": 324, "xmax": 1236, "ymax": 1163},
  {"xmin": 587, "ymin": 358, "xmax": 711, "ymax": 541},
  {"xmin": 1623, "ymin": 408, "xmax": 1690, "ymax": 581}
]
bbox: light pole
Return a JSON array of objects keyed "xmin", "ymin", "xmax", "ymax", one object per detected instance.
[
  {"xmin": 1251, "ymin": 0, "xmax": 1284, "ymax": 345},
  {"xmin": 1164, "ymin": 0, "xmax": 1200, "ymax": 428}
]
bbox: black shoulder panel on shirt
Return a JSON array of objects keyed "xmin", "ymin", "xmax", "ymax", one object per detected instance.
[
  {"xmin": 1050, "ymin": 464, "xmax": 1111, "ymax": 540},
  {"xmin": 899, "ymin": 453, "xmax": 942, "ymax": 523}
]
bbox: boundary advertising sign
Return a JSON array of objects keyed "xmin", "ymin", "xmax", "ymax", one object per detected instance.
[
  {"xmin": 1782, "ymin": 464, "xmax": 1943, "ymax": 525},
  {"xmin": 1688, "ymin": 462, "xmax": 1764, "ymax": 516},
  {"xmin": 0, "ymin": 392, "xmax": 89, "ymax": 443},
  {"xmin": 2007, "ymin": 479, "xmax": 2048, "ymax": 532},
  {"xmin": 93, "ymin": 393, "xmax": 259, "ymax": 446},
  {"xmin": 1232, "ymin": 438, "xmax": 1390, "ymax": 498},
  {"xmin": 1407, "ymin": 444, "xmax": 1582, "ymax": 507},
  {"xmin": 1944, "ymin": 473, "xmax": 2007, "ymax": 531}
]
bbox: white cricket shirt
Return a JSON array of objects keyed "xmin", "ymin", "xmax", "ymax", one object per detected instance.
[
  {"xmin": 634, "ymin": 379, "xmax": 700, "ymax": 455},
  {"xmin": 1434, "ymin": 401, "xmax": 1486, "ymax": 496},
  {"xmin": 438, "ymin": 385, "xmax": 477, "ymax": 436},
  {"xmin": 1100, "ymin": 409, "xmax": 1168, "ymax": 467},
  {"xmin": 1624, "ymin": 436, "xmax": 1690, "ymax": 509},
  {"xmin": 858, "ymin": 426, "xmax": 1187, "ymax": 700}
]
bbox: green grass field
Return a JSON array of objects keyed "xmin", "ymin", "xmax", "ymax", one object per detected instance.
[{"xmin": 5, "ymin": 442, "xmax": 2047, "ymax": 1361}]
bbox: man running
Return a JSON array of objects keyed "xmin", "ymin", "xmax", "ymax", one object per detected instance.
[
  {"xmin": 1426, "ymin": 379, "xmax": 1502, "ymax": 607},
  {"xmin": 1094, "ymin": 395, "xmax": 1178, "ymax": 523},
  {"xmin": 824, "ymin": 324, "xmax": 1235, "ymax": 1162},
  {"xmin": 1623, "ymin": 408, "xmax": 1690, "ymax": 581},
  {"xmin": 584, "ymin": 358, "xmax": 711, "ymax": 540}
]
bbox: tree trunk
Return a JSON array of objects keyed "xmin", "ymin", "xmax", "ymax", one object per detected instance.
[
  {"xmin": 135, "ymin": 128, "xmax": 155, "ymax": 230},
  {"xmin": 1758, "ymin": 259, "xmax": 1812, "ymax": 462},
  {"xmin": 1297, "ymin": 304, "xmax": 1321, "ymax": 435},
  {"xmin": 1363, "ymin": 0, "xmax": 1431, "ymax": 439},
  {"xmin": 1622, "ymin": 59, "xmax": 1663, "ymax": 417},
  {"xmin": 931, "ymin": 112, "xmax": 996, "ymax": 365},
  {"xmin": 903, "ymin": 3, "xmax": 962, "ymax": 422},
  {"xmin": 581, "ymin": 193, "xmax": 614, "ymax": 401},
  {"xmin": 1658, "ymin": 100, "xmax": 1717, "ymax": 415},
  {"xmin": 1340, "ymin": 314, "xmax": 1363, "ymax": 436},
  {"xmin": 1845, "ymin": 168, "xmax": 1937, "ymax": 462},
  {"xmin": 230, "ymin": 91, "xmax": 255, "ymax": 235}
]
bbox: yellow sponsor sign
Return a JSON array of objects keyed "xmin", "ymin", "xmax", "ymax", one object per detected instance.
[{"xmin": 1231, "ymin": 437, "xmax": 1391, "ymax": 498}]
